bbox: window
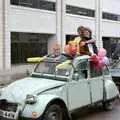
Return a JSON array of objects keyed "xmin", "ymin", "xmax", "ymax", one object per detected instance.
[
  {"xmin": 11, "ymin": 32, "xmax": 48, "ymax": 63},
  {"xmin": 18, "ymin": 0, "xmax": 33, "ymax": 7},
  {"xmin": 103, "ymin": 37, "xmax": 120, "ymax": 61},
  {"xmin": 10, "ymin": 0, "xmax": 56, "ymax": 11},
  {"xmin": 90, "ymin": 61, "xmax": 102, "ymax": 78},
  {"xmin": 103, "ymin": 12, "xmax": 120, "ymax": 21},
  {"xmin": 66, "ymin": 5, "xmax": 95, "ymax": 17},
  {"xmin": 103, "ymin": 65, "xmax": 109, "ymax": 75},
  {"xmin": 36, "ymin": 0, "xmax": 55, "ymax": 11},
  {"xmin": 76, "ymin": 60, "xmax": 88, "ymax": 79}
]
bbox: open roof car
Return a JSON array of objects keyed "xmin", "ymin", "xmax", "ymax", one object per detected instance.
[{"xmin": 0, "ymin": 54, "xmax": 119, "ymax": 120}]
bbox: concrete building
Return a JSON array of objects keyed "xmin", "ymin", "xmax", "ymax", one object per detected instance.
[{"xmin": 0, "ymin": 0, "xmax": 120, "ymax": 70}]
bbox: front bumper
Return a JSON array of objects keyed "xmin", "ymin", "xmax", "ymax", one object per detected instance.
[{"xmin": 18, "ymin": 116, "xmax": 43, "ymax": 120}]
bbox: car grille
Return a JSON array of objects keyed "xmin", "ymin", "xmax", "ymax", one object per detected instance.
[
  {"xmin": 0, "ymin": 99, "xmax": 18, "ymax": 112},
  {"xmin": 0, "ymin": 117, "xmax": 15, "ymax": 120}
]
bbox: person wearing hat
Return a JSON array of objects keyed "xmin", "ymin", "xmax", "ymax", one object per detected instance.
[{"xmin": 79, "ymin": 27, "xmax": 98, "ymax": 55}]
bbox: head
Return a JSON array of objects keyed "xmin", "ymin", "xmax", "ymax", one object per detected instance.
[
  {"xmin": 52, "ymin": 44, "xmax": 61, "ymax": 56},
  {"xmin": 77, "ymin": 26, "xmax": 85, "ymax": 36},
  {"xmin": 83, "ymin": 27, "xmax": 92, "ymax": 39},
  {"xmin": 64, "ymin": 41, "xmax": 77, "ymax": 56}
]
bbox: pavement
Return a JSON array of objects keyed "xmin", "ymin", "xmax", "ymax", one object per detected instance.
[
  {"xmin": 0, "ymin": 64, "xmax": 36, "ymax": 86},
  {"xmin": 0, "ymin": 64, "xmax": 36, "ymax": 76}
]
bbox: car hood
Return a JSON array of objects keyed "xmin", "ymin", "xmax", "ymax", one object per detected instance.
[{"xmin": 0, "ymin": 77, "xmax": 65, "ymax": 103}]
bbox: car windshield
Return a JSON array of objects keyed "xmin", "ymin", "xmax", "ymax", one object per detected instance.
[{"xmin": 33, "ymin": 60, "xmax": 73, "ymax": 77}]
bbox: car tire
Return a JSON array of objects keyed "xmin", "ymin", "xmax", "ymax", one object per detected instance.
[
  {"xmin": 103, "ymin": 100, "xmax": 116, "ymax": 110},
  {"xmin": 43, "ymin": 104, "xmax": 63, "ymax": 120}
]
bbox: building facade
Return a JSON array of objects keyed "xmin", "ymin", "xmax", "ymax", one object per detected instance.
[{"xmin": 0, "ymin": 0, "xmax": 120, "ymax": 70}]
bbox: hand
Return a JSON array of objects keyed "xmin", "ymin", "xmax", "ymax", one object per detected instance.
[{"xmin": 80, "ymin": 41, "xmax": 86, "ymax": 46}]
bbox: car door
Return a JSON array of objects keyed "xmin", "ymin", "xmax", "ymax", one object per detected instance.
[
  {"xmin": 68, "ymin": 59, "xmax": 91, "ymax": 110},
  {"xmin": 89, "ymin": 61, "xmax": 104, "ymax": 103}
]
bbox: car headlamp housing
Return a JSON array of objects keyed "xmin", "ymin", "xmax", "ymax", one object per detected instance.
[{"xmin": 25, "ymin": 94, "xmax": 37, "ymax": 104}]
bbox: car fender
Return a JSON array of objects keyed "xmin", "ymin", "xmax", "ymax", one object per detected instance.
[
  {"xmin": 21, "ymin": 94, "xmax": 66, "ymax": 119},
  {"xmin": 105, "ymin": 79, "xmax": 119, "ymax": 100}
]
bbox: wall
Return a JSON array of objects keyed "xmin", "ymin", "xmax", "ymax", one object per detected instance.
[
  {"xmin": 102, "ymin": 0, "xmax": 120, "ymax": 13},
  {"xmin": 102, "ymin": 20, "xmax": 120, "ymax": 37},
  {"xmin": 65, "ymin": 15, "xmax": 95, "ymax": 35},
  {"xmin": 9, "ymin": 6, "xmax": 56, "ymax": 34},
  {"xmin": 102, "ymin": 0, "xmax": 120, "ymax": 37}
]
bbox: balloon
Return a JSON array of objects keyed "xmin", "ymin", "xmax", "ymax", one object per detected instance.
[
  {"xmin": 91, "ymin": 54, "xmax": 105, "ymax": 71},
  {"xmin": 97, "ymin": 60, "xmax": 104, "ymax": 71},
  {"xmin": 98, "ymin": 48, "xmax": 107, "ymax": 58},
  {"xmin": 91, "ymin": 54, "xmax": 99, "ymax": 63},
  {"xmin": 91, "ymin": 48, "xmax": 108, "ymax": 71},
  {"xmin": 102, "ymin": 56, "xmax": 109, "ymax": 65}
]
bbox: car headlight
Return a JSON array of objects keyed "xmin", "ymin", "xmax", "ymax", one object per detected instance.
[{"xmin": 25, "ymin": 94, "xmax": 37, "ymax": 104}]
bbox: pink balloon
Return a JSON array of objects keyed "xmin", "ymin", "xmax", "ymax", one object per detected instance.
[
  {"xmin": 98, "ymin": 48, "xmax": 107, "ymax": 58},
  {"xmin": 97, "ymin": 59, "xmax": 104, "ymax": 71},
  {"xmin": 102, "ymin": 56, "xmax": 109, "ymax": 65},
  {"xmin": 91, "ymin": 54, "xmax": 99, "ymax": 63}
]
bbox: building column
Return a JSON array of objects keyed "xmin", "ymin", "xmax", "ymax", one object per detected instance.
[
  {"xmin": 56, "ymin": 0, "xmax": 62, "ymax": 46},
  {"xmin": 4, "ymin": 0, "xmax": 11, "ymax": 70},
  {"xmin": 47, "ymin": 35, "xmax": 56, "ymax": 54},
  {"xmin": 0, "ymin": 0, "xmax": 4, "ymax": 69},
  {"xmin": 61, "ymin": 0, "xmax": 66, "ymax": 52},
  {"xmin": 95, "ymin": 0, "xmax": 103, "ymax": 49},
  {"xmin": 56, "ymin": 0, "xmax": 66, "ymax": 52}
]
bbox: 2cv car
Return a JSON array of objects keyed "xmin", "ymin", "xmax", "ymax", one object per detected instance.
[{"xmin": 0, "ymin": 54, "xmax": 119, "ymax": 120}]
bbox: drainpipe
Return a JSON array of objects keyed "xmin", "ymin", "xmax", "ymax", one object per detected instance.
[
  {"xmin": 56, "ymin": 0, "xmax": 62, "ymax": 47},
  {"xmin": 61, "ymin": 0, "xmax": 66, "ymax": 52},
  {"xmin": 56, "ymin": 0, "xmax": 66, "ymax": 52},
  {"xmin": 0, "ymin": 0, "xmax": 4, "ymax": 70},
  {"xmin": 95, "ymin": 0, "xmax": 103, "ymax": 49},
  {"xmin": 3, "ymin": 0, "xmax": 11, "ymax": 70}
]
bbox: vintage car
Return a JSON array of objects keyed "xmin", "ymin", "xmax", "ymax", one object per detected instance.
[{"xmin": 0, "ymin": 54, "xmax": 119, "ymax": 120}]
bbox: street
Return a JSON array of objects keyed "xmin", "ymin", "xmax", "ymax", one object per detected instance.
[
  {"xmin": 73, "ymin": 100, "xmax": 120, "ymax": 120},
  {"xmin": 0, "ymin": 74, "xmax": 120, "ymax": 120}
]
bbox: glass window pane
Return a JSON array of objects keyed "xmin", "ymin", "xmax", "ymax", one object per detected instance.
[
  {"xmin": 103, "ymin": 12, "xmax": 120, "ymax": 21},
  {"xmin": 76, "ymin": 60, "xmax": 88, "ymax": 79},
  {"xmin": 90, "ymin": 61, "xmax": 102, "ymax": 78},
  {"xmin": 66, "ymin": 5, "xmax": 95, "ymax": 17},
  {"xmin": 10, "ymin": 0, "xmax": 56, "ymax": 11}
]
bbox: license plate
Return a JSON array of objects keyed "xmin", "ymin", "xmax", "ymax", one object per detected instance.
[{"xmin": 0, "ymin": 109, "xmax": 16, "ymax": 119}]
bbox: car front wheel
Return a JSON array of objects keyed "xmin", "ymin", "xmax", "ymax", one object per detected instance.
[{"xmin": 43, "ymin": 104, "xmax": 63, "ymax": 120}]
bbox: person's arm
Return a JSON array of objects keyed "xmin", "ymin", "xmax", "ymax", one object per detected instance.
[{"xmin": 85, "ymin": 39, "xmax": 95, "ymax": 44}]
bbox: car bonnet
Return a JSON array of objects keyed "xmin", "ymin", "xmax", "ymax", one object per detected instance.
[{"xmin": 0, "ymin": 77, "xmax": 65, "ymax": 103}]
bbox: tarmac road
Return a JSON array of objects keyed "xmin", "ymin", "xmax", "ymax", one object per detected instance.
[{"xmin": 74, "ymin": 100, "xmax": 120, "ymax": 120}]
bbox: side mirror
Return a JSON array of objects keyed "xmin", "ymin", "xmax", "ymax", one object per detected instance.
[{"xmin": 72, "ymin": 71, "xmax": 79, "ymax": 81}]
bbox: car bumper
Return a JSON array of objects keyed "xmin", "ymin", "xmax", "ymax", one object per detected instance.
[{"xmin": 18, "ymin": 116, "xmax": 43, "ymax": 120}]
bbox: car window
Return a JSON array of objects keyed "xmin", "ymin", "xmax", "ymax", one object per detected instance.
[
  {"xmin": 34, "ymin": 60, "xmax": 73, "ymax": 77},
  {"xmin": 76, "ymin": 60, "xmax": 88, "ymax": 79},
  {"xmin": 103, "ymin": 65, "xmax": 109, "ymax": 75},
  {"xmin": 90, "ymin": 61, "xmax": 102, "ymax": 78}
]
